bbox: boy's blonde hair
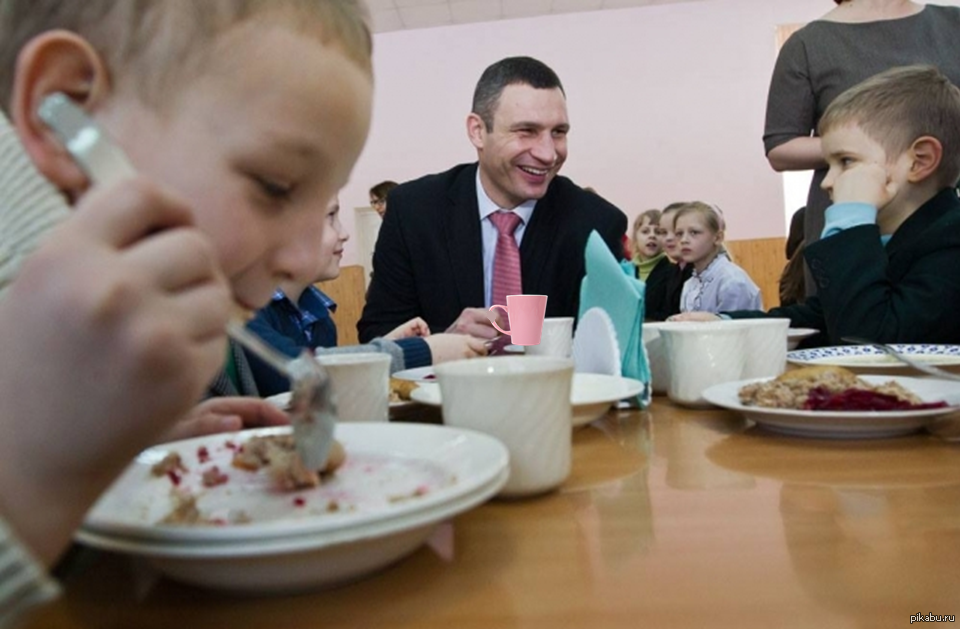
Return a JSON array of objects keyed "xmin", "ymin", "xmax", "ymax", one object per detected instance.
[
  {"xmin": 0, "ymin": 0, "xmax": 372, "ymax": 114},
  {"xmin": 818, "ymin": 65, "xmax": 960, "ymax": 189}
]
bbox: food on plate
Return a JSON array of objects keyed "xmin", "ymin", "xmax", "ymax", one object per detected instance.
[
  {"xmin": 390, "ymin": 377, "xmax": 419, "ymax": 402},
  {"xmin": 150, "ymin": 452, "xmax": 187, "ymax": 485},
  {"xmin": 232, "ymin": 435, "xmax": 346, "ymax": 490},
  {"xmin": 738, "ymin": 366, "xmax": 947, "ymax": 411}
]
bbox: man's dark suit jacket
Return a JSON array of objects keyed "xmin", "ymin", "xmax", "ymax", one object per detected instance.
[
  {"xmin": 358, "ymin": 163, "xmax": 627, "ymax": 341},
  {"xmin": 729, "ymin": 188, "xmax": 960, "ymax": 347}
]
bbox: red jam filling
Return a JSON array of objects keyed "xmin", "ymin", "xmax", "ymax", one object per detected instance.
[{"xmin": 803, "ymin": 386, "xmax": 947, "ymax": 412}]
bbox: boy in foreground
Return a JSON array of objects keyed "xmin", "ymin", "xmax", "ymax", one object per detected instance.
[
  {"xmin": 674, "ymin": 65, "xmax": 960, "ymax": 346},
  {"xmin": 0, "ymin": 1, "xmax": 375, "ymax": 620}
]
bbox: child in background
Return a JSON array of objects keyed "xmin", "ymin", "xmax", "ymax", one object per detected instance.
[
  {"xmin": 645, "ymin": 202, "xmax": 691, "ymax": 320},
  {"xmin": 246, "ymin": 198, "xmax": 485, "ymax": 396},
  {"xmin": 0, "ymin": 0, "xmax": 375, "ymax": 610},
  {"xmin": 631, "ymin": 209, "xmax": 666, "ymax": 280},
  {"xmin": 369, "ymin": 180, "xmax": 398, "ymax": 218},
  {"xmin": 674, "ymin": 66, "xmax": 960, "ymax": 346},
  {"xmin": 674, "ymin": 202, "xmax": 762, "ymax": 313}
]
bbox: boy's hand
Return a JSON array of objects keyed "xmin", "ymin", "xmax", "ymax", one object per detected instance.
[
  {"xmin": 164, "ymin": 397, "xmax": 290, "ymax": 441},
  {"xmin": 667, "ymin": 312, "xmax": 722, "ymax": 322},
  {"xmin": 425, "ymin": 333, "xmax": 488, "ymax": 363},
  {"xmin": 384, "ymin": 317, "xmax": 431, "ymax": 340},
  {"xmin": 0, "ymin": 178, "xmax": 232, "ymax": 564},
  {"xmin": 831, "ymin": 163, "xmax": 898, "ymax": 208}
]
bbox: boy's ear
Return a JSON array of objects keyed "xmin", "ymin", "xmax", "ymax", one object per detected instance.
[
  {"xmin": 466, "ymin": 113, "xmax": 486, "ymax": 151},
  {"xmin": 906, "ymin": 136, "xmax": 943, "ymax": 184},
  {"xmin": 9, "ymin": 30, "xmax": 112, "ymax": 202}
]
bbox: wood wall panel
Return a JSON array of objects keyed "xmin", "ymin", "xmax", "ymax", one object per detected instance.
[
  {"xmin": 725, "ymin": 237, "xmax": 787, "ymax": 310},
  {"xmin": 316, "ymin": 265, "xmax": 366, "ymax": 346}
]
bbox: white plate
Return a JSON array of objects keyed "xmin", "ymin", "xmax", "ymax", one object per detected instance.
[
  {"xmin": 410, "ymin": 373, "xmax": 644, "ymax": 428},
  {"xmin": 787, "ymin": 344, "xmax": 960, "ymax": 369},
  {"xmin": 390, "ymin": 366, "xmax": 437, "ymax": 382},
  {"xmin": 503, "ymin": 344, "xmax": 524, "ymax": 354},
  {"xmin": 572, "ymin": 308, "xmax": 621, "ymax": 376},
  {"xmin": 78, "ymin": 424, "xmax": 508, "ymax": 591},
  {"xmin": 76, "ymin": 467, "xmax": 508, "ymax": 593},
  {"xmin": 266, "ymin": 391, "xmax": 417, "ymax": 415},
  {"xmin": 702, "ymin": 375, "xmax": 960, "ymax": 439},
  {"xmin": 787, "ymin": 328, "xmax": 818, "ymax": 350},
  {"xmin": 82, "ymin": 424, "xmax": 508, "ymax": 542}
]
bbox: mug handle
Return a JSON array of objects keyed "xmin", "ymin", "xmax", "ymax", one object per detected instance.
[{"xmin": 488, "ymin": 305, "xmax": 510, "ymax": 335}]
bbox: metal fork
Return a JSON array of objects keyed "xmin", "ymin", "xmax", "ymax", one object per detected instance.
[
  {"xmin": 39, "ymin": 93, "xmax": 338, "ymax": 469},
  {"xmin": 841, "ymin": 336, "xmax": 960, "ymax": 382}
]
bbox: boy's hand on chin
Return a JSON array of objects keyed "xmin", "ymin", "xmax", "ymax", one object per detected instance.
[{"xmin": 831, "ymin": 163, "xmax": 898, "ymax": 208}]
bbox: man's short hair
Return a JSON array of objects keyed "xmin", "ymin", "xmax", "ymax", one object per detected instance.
[
  {"xmin": 471, "ymin": 56, "xmax": 564, "ymax": 131},
  {"xmin": 819, "ymin": 64, "xmax": 960, "ymax": 188},
  {"xmin": 369, "ymin": 180, "xmax": 398, "ymax": 201},
  {"xmin": 0, "ymin": 0, "xmax": 372, "ymax": 114}
]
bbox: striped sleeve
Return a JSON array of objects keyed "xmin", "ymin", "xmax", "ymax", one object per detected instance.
[{"xmin": 0, "ymin": 518, "xmax": 59, "ymax": 628}]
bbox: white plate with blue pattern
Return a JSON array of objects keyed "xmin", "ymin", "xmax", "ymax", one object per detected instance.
[{"xmin": 787, "ymin": 344, "xmax": 960, "ymax": 374}]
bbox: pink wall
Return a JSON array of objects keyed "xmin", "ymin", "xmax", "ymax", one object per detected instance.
[{"xmin": 337, "ymin": 0, "xmax": 956, "ymax": 266}]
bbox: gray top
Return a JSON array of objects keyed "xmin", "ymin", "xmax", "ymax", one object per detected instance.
[{"xmin": 763, "ymin": 4, "xmax": 960, "ymax": 255}]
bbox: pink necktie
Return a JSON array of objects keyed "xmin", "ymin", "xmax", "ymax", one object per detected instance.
[{"xmin": 490, "ymin": 211, "xmax": 523, "ymax": 308}]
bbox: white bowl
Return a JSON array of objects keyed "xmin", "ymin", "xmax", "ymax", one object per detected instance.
[{"xmin": 410, "ymin": 372, "xmax": 643, "ymax": 428}]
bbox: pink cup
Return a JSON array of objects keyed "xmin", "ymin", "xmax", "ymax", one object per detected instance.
[{"xmin": 488, "ymin": 295, "xmax": 548, "ymax": 345}]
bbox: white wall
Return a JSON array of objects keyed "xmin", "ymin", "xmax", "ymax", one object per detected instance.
[{"xmin": 337, "ymin": 0, "xmax": 959, "ymax": 266}]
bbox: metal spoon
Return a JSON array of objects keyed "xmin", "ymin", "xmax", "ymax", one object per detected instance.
[
  {"xmin": 841, "ymin": 336, "xmax": 960, "ymax": 382},
  {"xmin": 38, "ymin": 93, "xmax": 338, "ymax": 469}
]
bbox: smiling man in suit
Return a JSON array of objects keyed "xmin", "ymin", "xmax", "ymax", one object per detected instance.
[{"xmin": 358, "ymin": 56, "xmax": 627, "ymax": 342}]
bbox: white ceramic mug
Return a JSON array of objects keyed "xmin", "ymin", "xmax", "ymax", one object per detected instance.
[
  {"xmin": 526, "ymin": 317, "xmax": 574, "ymax": 358},
  {"xmin": 641, "ymin": 322, "xmax": 671, "ymax": 395},
  {"xmin": 315, "ymin": 353, "xmax": 391, "ymax": 422},
  {"xmin": 725, "ymin": 318, "xmax": 790, "ymax": 379},
  {"xmin": 656, "ymin": 322, "xmax": 748, "ymax": 408},
  {"xmin": 435, "ymin": 356, "xmax": 573, "ymax": 497}
]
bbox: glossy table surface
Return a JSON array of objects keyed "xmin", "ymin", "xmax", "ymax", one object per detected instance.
[{"xmin": 26, "ymin": 398, "xmax": 960, "ymax": 629}]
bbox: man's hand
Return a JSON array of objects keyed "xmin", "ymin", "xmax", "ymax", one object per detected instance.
[
  {"xmin": 425, "ymin": 334, "xmax": 488, "ymax": 363},
  {"xmin": 165, "ymin": 396, "xmax": 290, "ymax": 441},
  {"xmin": 446, "ymin": 307, "xmax": 500, "ymax": 339},
  {"xmin": 830, "ymin": 162, "xmax": 897, "ymax": 208}
]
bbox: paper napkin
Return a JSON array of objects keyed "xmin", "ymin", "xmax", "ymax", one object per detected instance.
[{"xmin": 577, "ymin": 231, "xmax": 651, "ymax": 406}]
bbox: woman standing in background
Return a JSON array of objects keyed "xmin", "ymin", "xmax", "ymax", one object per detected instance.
[{"xmin": 763, "ymin": 0, "xmax": 960, "ymax": 295}]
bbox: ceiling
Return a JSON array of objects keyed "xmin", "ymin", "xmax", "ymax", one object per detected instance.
[{"xmin": 366, "ymin": 0, "xmax": 704, "ymax": 33}]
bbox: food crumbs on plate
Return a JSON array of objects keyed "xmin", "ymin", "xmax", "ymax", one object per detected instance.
[
  {"xmin": 150, "ymin": 452, "xmax": 186, "ymax": 478},
  {"xmin": 223, "ymin": 440, "xmax": 238, "ymax": 451},
  {"xmin": 293, "ymin": 497, "xmax": 306, "ymax": 508},
  {"xmin": 327, "ymin": 500, "xmax": 340, "ymax": 513},
  {"xmin": 202, "ymin": 466, "xmax": 229, "ymax": 488},
  {"xmin": 197, "ymin": 446, "xmax": 210, "ymax": 464},
  {"xmin": 389, "ymin": 486, "xmax": 436, "ymax": 503}
]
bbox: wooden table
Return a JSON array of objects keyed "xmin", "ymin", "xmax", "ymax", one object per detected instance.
[{"xmin": 26, "ymin": 399, "xmax": 960, "ymax": 629}]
